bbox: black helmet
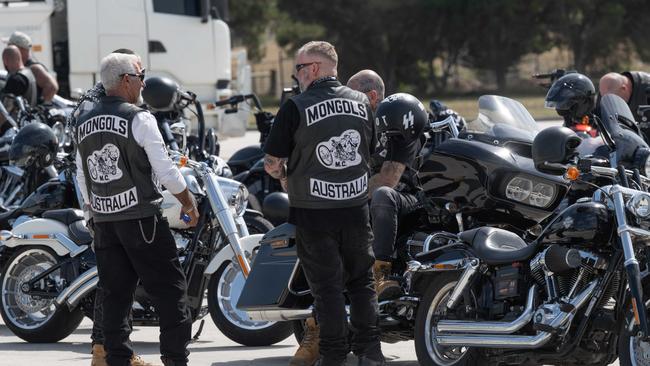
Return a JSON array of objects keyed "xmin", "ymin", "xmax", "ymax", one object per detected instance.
[
  {"xmin": 375, "ymin": 93, "xmax": 428, "ymax": 141},
  {"xmin": 10, "ymin": 122, "xmax": 58, "ymax": 168},
  {"xmin": 142, "ymin": 76, "xmax": 180, "ymax": 112},
  {"xmin": 545, "ymin": 73, "xmax": 596, "ymax": 121}
]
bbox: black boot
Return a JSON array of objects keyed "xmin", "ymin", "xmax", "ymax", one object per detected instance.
[
  {"xmin": 315, "ymin": 356, "xmax": 347, "ymax": 366},
  {"xmin": 160, "ymin": 357, "xmax": 187, "ymax": 366},
  {"xmin": 357, "ymin": 355, "xmax": 385, "ymax": 366}
]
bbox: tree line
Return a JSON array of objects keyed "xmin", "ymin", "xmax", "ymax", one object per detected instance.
[{"xmin": 228, "ymin": 0, "xmax": 650, "ymax": 94}]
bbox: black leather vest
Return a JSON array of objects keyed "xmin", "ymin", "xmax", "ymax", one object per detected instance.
[
  {"xmin": 623, "ymin": 71, "xmax": 650, "ymax": 120},
  {"xmin": 288, "ymin": 80, "xmax": 373, "ymax": 209},
  {"xmin": 76, "ymin": 96, "xmax": 162, "ymax": 222}
]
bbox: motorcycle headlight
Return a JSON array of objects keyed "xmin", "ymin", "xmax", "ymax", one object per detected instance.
[
  {"xmin": 217, "ymin": 177, "xmax": 249, "ymax": 216},
  {"xmin": 505, "ymin": 176, "xmax": 532, "ymax": 202},
  {"xmin": 627, "ymin": 193, "xmax": 650, "ymax": 218},
  {"xmin": 529, "ymin": 182, "xmax": 556, "ymax": 208}
]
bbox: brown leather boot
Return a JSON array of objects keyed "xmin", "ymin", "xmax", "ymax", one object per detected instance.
[
  {"xmin": 129, "ymin": 354, "xmax": 160, "ymax": 366},
  {"xmin": 373, "ymin": 260, "xmax": 401, "ymax": 300},
  {"xmin": 289, "ymin": 317, "xmax": 320, "ymax": 366},
  {"xmin": 91, "ymin": 344, "xmax": 108, "ymax": 366}
]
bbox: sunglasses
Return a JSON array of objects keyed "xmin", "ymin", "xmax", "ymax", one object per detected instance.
[
  {"xmin": 121, "ymin": 68, "xmax": 146, "ymax": 81},
  {"xmin": 295, "ymin": 62, "xmax": 320, "ymax": 72}
]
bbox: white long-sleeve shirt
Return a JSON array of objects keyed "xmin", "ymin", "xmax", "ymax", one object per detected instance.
[{"xmin": 76, "ymin": 111, "xmax": 186, "ymax": 206}]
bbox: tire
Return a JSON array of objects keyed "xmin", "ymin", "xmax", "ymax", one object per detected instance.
[
  {"xmin": 292, "ymin": 319, "xmax": 306, "ymax": 344},
  {"xmin": 207, "ymin": 261, "xmax": 293, "ymax": 346},
  {"xmin": 414, "ymin": 272, "xmax": 483, "ymax": 366},
  {"xmin": 617, "ymin": 279, "xmax": 650, "ymax": 366},
  {"xmin": 243, "ymin": 214, "xmax": 273, "ymax": 234},
  {"xmin": 0, "ymin": 246, "xmax": 84, "ymax": 343}
]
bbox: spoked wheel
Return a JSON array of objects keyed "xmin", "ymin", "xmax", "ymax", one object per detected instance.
[
  {"xmin": 0, "ymin": 247, "xmax": 83, "ymax": 342},
  {"xmin": 414, "ymin": 272, "xmax": 483, "ymax": 366}
]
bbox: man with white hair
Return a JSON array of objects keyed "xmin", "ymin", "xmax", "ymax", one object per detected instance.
[
  {"xmin": 8, "ymin": 31, "xmax": 59, "ymax": 103},
  {"xmin": 75, "ymin": 52, "xmax": 198, "ymax": 366}
]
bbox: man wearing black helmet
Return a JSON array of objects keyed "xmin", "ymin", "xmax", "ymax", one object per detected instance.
[
  {"xmin": 263, "ymin": 41, "xmax": 384, "ymax": 366},
  {"xmin": 544, "ymin": 73, "xmax": 599, "ymax": 137},
  {"xmin": 368, "ymin": 93, "xmax": 428, "ymax": 300}
]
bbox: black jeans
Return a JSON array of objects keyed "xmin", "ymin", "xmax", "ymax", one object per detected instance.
[
  {"xmin": 94, "ymin": 215, "xmax": 192, "ymax": 366},
  {"xmin": 296, "ymin": 221, "xmax": 382, "ymax": 364},
  {"xmin": 370, "ymin": 186, "xmax": 420, "ymax": 261}
]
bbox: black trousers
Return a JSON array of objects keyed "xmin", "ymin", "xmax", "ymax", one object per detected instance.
[
  {"xmin": 370, "ymin": 186, "xmax": 420, "ymax": 261},
  {"xmin": 296, "ymin": 221, "xmax": 382, "ymax": 364},
  {"xmin": 94, "ymin": 215, "xmax": 192, "ymax": 366}
]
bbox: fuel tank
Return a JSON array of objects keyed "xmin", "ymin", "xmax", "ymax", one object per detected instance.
[{"xmin": 537, "ymin": 202, "xmax": 614, "ymax": 247}]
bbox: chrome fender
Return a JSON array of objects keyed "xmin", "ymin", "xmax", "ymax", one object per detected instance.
[
  {"xmin": 204, "ymin": 234, "xmax": 264, "ymax": 276},
  {"xmin": 2, "ymin": 218, "xmax": 86, "ymax": 257}
]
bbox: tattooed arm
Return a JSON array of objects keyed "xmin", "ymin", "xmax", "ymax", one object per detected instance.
[
  {"xmin": 368, "ymin": 161, "xmax": 406, "ymax": 198},
  {"xmin": 264, "ymin": 154, "xmax": 289, "ymax": 192}
]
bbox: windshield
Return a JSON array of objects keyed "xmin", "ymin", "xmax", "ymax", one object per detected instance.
[{"xmin": 464, "ymin": 95, "xmax": 540, "ymax": 142}]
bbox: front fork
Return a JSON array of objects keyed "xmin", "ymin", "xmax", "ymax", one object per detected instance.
[{"xmin": 612, "ymin": 186, "xmax": 650, "ymax": 337}]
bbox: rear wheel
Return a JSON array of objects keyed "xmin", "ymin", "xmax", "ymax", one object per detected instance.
[
  {"xmin": 0, "ymin": 247, "xmax": 83, "ymax": 342},
  {"xmin": 414, "ymin": 272, "xmax": 483, "ymax": 366}
]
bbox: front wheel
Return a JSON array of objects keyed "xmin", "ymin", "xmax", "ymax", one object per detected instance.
[
  {"xmin": 414, "ymin": 272, "xmax": 483, "ymax": 366},
  {"xmin": 207, "ymin": 261, "xmax": 293, "ymax": 346},
  {"xmin": 0, "ymin": 247, "xmax": 84, "ymax": 342},
  {"xmin": 618, "ymin": 279, "xmax": 650, "ymax": 366}
]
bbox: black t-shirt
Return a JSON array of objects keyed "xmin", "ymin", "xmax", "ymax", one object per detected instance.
[
  {"xmin": 3, "ymin": 73, "xmax": 29, "ymax": 97},
  {"xmin": 264, "ymin": 98, "xmax": 369, "ymax": 231},
  {"xmin": 373, "ymin": 133, "xmax": 423, "ymax": 192}
]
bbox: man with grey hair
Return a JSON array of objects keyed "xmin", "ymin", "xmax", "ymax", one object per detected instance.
[
  {"xmin": 8, "ymin": 31, "xmax": 59, "ymax": 103},
  {"xmin": 264, "ymin": 41, "xmax": 384, "ymax": 366},
  {"xmin": 76, "ymin": 52, "xmax": 198, "ymax": 366},
  {"xmin": 347, "ymin": 70, "xmax": 385, "ymax": 112}
]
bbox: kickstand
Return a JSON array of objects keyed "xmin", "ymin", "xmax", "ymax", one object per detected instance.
[{"xmin": 190, "ymin": 320, "xmax": 205, "ymax": 343}]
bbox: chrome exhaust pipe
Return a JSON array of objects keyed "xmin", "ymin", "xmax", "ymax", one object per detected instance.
[
  {"xmin": 55, "ymin": 266, "xmax": 97, "ymax": 307},
  {"xmin": 437, "ymin": 284, "xmax": 537, "ymax": 334},
  {"xmin": 435, "ymin": 280, "xmax": 597, "ymax": 349},
  {"xmin": 66, "ymin": 277, "xmax": 99, "ymax": 309},
  {"xmin": 246, "ymin": 309, "xmax": 313, "ymax": 322}
]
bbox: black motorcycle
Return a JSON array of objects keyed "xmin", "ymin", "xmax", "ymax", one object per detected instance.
[
  {"xmin": 235, "ymin": 95, "xmax": 572, "ymax": 342},
  {"xmin": 215, "ymin": 91, "xmax": 296, "ymax": 225}
]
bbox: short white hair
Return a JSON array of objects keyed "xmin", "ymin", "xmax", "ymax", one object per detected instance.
[{"xmin": 100, "ymin": 53, "xmax": 138, "ymax": 91}]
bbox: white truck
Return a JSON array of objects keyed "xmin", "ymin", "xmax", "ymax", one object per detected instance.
[{"xmin": 0, "ymin": 0, "xmax": 249, "ymax": 136}]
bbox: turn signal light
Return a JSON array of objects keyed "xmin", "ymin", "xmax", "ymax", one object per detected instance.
[
  {"xmin": 179, "ymin": 156, "xmax": 188, "ymax": 168},
  {"xmin": 433, "ymin": 263, "xmax": 456, "ymax": 270},
  {"xmin": 565, "ymin": 166, "xmax": 580, "ymax": 181}
]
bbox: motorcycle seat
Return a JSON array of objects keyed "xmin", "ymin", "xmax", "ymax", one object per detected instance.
[
  {"xmin": 68, "ymin": 220, "xmax": 92, "ymax": 245},
  {"xmin": 458, "ymin": 227, "xmax": 537, "ymax": 265},
  {"xmin": 42, "ymin": 208, "xmax": 84, "ymax": 226}
]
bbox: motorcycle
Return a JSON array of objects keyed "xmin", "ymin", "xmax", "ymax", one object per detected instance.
[
  {"xmin": 235, "ymin": 95, "xmax": 572, "ymax": 344},
  {"xmin": 0, "ymin": 151, "xmax": 292, "ymax": 346},
  {"xmin": 215, "ymin": 91, "xmax": 294, "ymax": 225},
  {"xmin": 407, "ymin": 93, "xmax": 650, "ymax": 365}
]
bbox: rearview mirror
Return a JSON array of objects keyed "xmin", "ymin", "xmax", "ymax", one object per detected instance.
[
  {"xmin": 532, "ymin": 126, "xmax": 581, "ymax": 175},
  {"xmin": 170, "ymin": 122, "xmax": 187, "ymax": 152}
]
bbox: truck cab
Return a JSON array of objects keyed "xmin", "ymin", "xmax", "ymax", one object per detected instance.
[{"xmin": 0, "ymin": 0, "xmax": 246, "ymax": 136}]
